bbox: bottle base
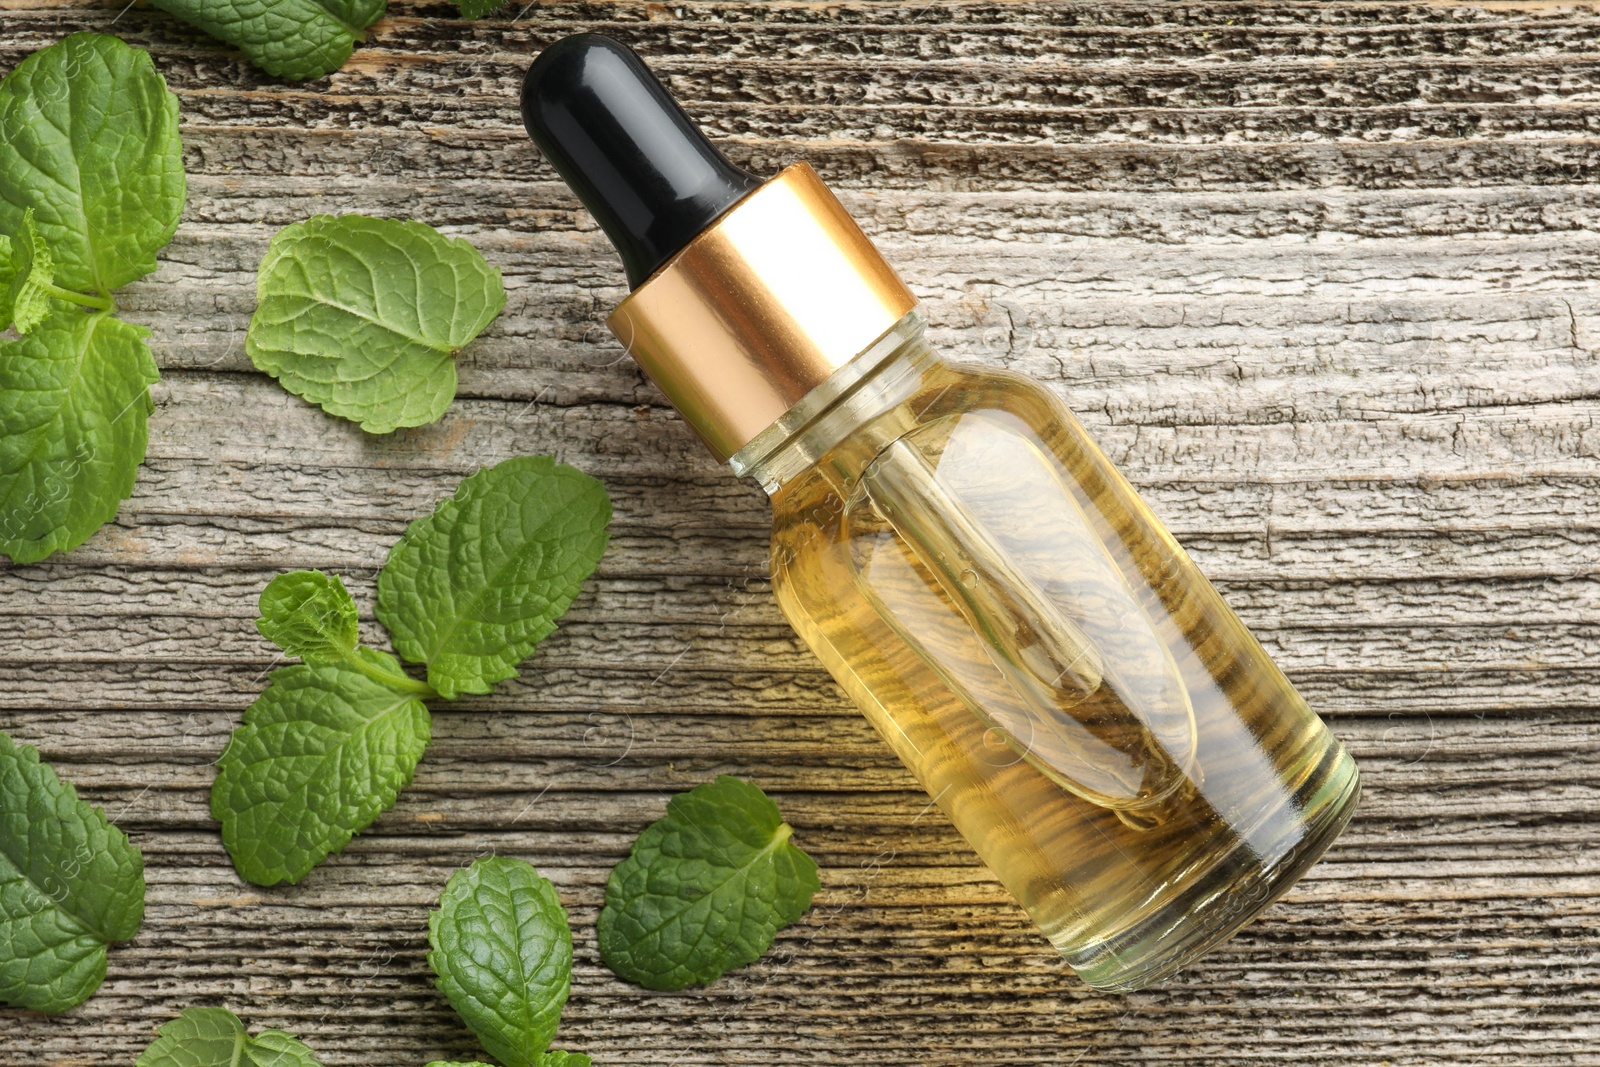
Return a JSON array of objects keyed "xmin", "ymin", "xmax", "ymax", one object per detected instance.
[{"xmin": 1058, "ymin": 755, "xmax": 1361, "ymax": 992}]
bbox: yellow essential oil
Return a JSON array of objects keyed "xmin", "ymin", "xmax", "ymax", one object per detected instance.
[{"xmin": 756, "ymin": 317, "xmax": 1359, "ymax": 990}]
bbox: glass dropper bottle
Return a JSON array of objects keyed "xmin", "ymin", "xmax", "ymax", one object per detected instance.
[{"xmin": 520, "ymin": 33, "xmax": 1360, "ymax": 991}]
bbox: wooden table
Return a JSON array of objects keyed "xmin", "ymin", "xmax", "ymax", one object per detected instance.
[{"xmin": 3, "ymin": 2, "xmax": 1597, "ymax": 1063}]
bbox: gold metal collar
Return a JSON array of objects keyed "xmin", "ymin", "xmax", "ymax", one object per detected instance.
[{"xmin": 606, "ymin": 162, "xmax": 917, "ymax": 462}]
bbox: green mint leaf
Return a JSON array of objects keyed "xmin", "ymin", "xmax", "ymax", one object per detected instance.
[
  {"xmin": 256, "ymin": 569, "xmax": 360, "ymax": 664},
  {"xmin": 246, "ymin": 214, "xmax": 505, "ymax": 433},
  {"xmin": 0, "ymin": 34, "xmax": 184, "ymax": 563},
  {"xmin": 377, "ymin": 456, "xmax": 611, "ymax": 699},
  {"xmin": 211, "ymin": 648, "xmax": 431, "ymax": 886},
  {"xmin": 0, "ymin": 33, "xmax": 184, "ymax": 294},
  {"xmin": 0, "ymin": 312, "xmax": 158, "ymax": 563},
  {"xmin": 1, "ymin": 208, "xmax": 57, "ymax": 334},
  {"xmin": 149, "ymin": 0, "xmax": 386, "ymax": 82},
  {"xmin": 136, "ymin": 1007, "xmax": 327, "ymax": 1067},
  {"xmin": 428, "ymin": 857, "xmax": 574, "ymax": 1067},
  {"xmin": 0, "ymin": 730, "xmax": 145, "ymax": 1014},
  {"xmin": 598, "ymin": 776, "xmax": 819, "ymax": 991},
  {"xmin": 456, "ymin": 0, "xmax": 510, "ymax": 18},
  {"xmin": 213, "ymin": 459, "xmax": 607, "ymax": 885}
]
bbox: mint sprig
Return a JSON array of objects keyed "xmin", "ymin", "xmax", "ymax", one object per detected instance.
[
  {"xmin": 428, "ymin": 858, "xmax": 584, "ymax": 1067},
  {"xmin": 598, "ymin": 776, "xmax": 820, "ymax": 991},
  {"xmin": 0, "ymin": 33, "xmax": 185, "ymax": 564},
  {"xmin": 246, "ymin": 214, "xmax": 506, "ymax": 433},
  {"xmin": 150, "ymin": 0, "xmax": 387, "ymax": 82},
  {"xmin": 212, "ymin": 457, "xmax": 611, "ymax": 886},
  {"xmin": 0, "ymin": 730, "xmax": 145, "ymax": 1014},
  {"xmin": 136, "ymin": 1007, "xmax": 327, "ymax": 1067}
]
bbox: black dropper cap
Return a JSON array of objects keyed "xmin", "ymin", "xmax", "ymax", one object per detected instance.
[{"xmin": 520, "ymin": 34, "xmax": 763, "ymax": 289}]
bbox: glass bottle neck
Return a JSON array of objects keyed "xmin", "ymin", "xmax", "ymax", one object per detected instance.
[{"xmin": 729, "ymin": 309, "xmax": 936, "ymax": 495}]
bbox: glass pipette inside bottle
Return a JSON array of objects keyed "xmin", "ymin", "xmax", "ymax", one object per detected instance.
[{"xmin": 843, "ymin": 429, "xmax": 1199, "ymax": 827}]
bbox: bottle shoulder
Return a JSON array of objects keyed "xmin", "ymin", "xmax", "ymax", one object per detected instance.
[
  {"xmin": 922, "ymin": 356, "xmax": 1077, "ymax": 423},
  {"xmin": 768, "ymin": 356, "xmax": 1097, "ymax": 579}
]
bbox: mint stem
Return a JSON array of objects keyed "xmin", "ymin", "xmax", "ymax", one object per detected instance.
[
  {"xmin": 342, "ymin": 646, "xmax": 438, "ymax": 699},
  {"xmin": 44, "ymin": 282, "xmax": 112, "ymax": 312}
]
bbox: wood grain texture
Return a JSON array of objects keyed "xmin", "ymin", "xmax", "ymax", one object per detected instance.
[{"xmin": 2, "ymin": 1, "xmax": 1598, "ymax": 1063}]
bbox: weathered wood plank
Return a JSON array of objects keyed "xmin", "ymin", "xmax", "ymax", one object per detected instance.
[{"xmin": 2, "ymin": 1, "xmax": 1598, "ymax": 1065}]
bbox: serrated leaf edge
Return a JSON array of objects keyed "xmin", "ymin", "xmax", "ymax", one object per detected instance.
[{"xmin": 211, "ymin": 658, "xmax": 432, "ymax": 886}]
